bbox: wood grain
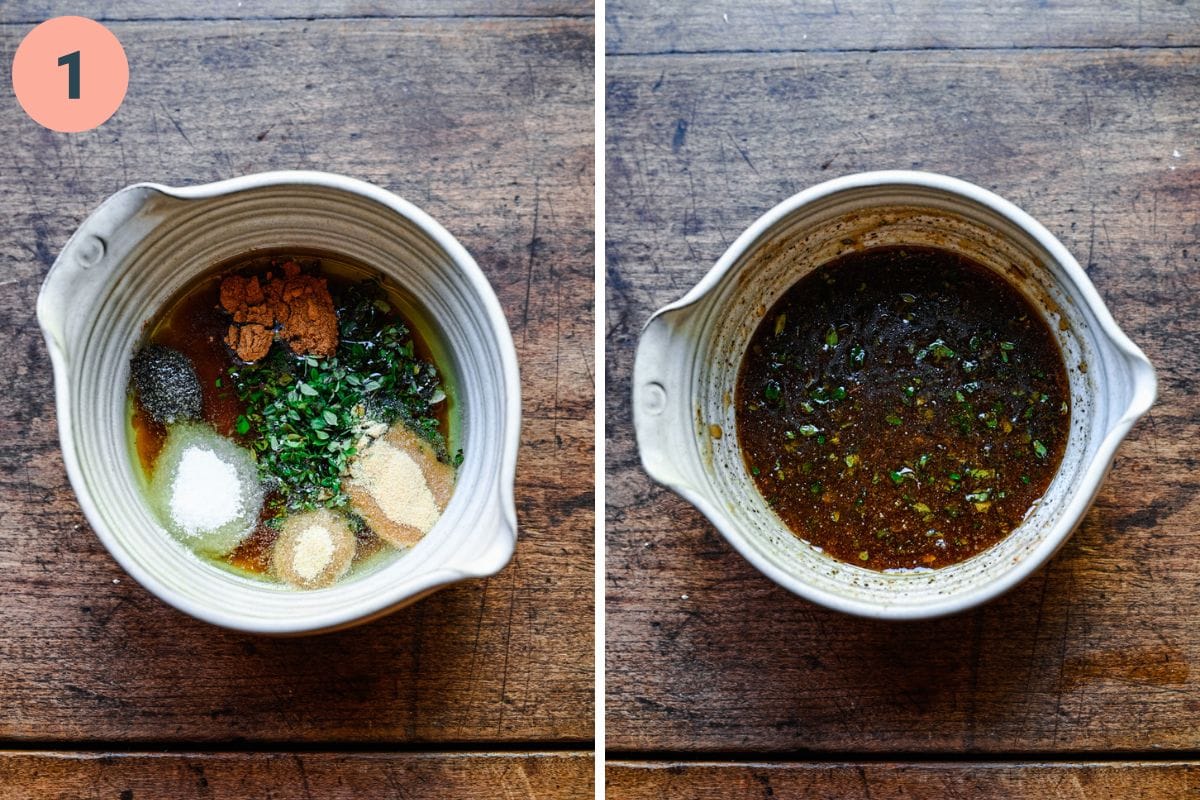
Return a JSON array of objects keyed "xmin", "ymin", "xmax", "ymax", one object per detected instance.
[
  {"xmin": 0, "ymin": 16, "xmax": 593, "ymax": 743},
  {"xmin": 607, "ymin": 0, "xmax": 1200, "ymax": 54},
  {"xmin": 0, "ymin": 752, "xmax": 593, "ymax": 800},
  {"xmin": 606, "ymin": 46, "xmax": 1199, "ymax": 752},
  {"xmin": 0, "ymin": 1, "xmax": 590, "ymax": 24},
  {"xmin": 607, "ymin": 761, "xmax": 1200, "ymax": 799}
]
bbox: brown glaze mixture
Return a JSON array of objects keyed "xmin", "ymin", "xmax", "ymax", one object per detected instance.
[
  {"xmin": 735, "ymin": 246, "xmax": 1069, "ymax": 570},
  {"xmin": 131, "ymin": 253, "xmax": 445, "ymax": 577}
]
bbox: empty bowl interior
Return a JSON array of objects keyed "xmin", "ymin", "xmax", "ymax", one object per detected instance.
[
  {"xmin": 679, "ymin": 185, "xmax": 1127, "ymax": 613},
  {"xmin": 53, "ymin": 180, "xmax": 517, "ymax": 632}
]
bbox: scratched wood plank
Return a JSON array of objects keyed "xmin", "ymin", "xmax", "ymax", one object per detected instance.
[
  {"xmin": 0, "ymin": 16, "xmax": 593, "ymax": 743},
  {"xmin": 606, "ymin": 47, "xmax": 1200, "ymax": 751},
  {"xmin": 0, "ymin": 752, "xmax": 593, "ymax": 799},
  {"xmin": 0, "ymin": 1, "xmax": 590, "ymax": 24},
  {"xmin": 607, "ymin": 0, "xmax": 1200, "ymax": 54},
  {"xmin": 607, "ymin": 762, "xmax": 1200, "ymax": 799}
]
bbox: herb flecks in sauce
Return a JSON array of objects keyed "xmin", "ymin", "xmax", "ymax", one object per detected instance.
[{"xmin": 736, "ymin": 246, "xmax": 1069, "ymax": 570}]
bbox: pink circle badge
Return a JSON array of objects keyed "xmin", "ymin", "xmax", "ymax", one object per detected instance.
[{"xmin": 12, "ymin": 16, "xmax": 129, "ymax": 133}]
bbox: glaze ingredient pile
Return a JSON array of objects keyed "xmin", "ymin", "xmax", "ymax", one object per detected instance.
[
  {"xmin": 170, "ymin": 448, "xmax": 242, "ymax": 532},
  {"xmin": 348, "ymin": 422, "xmax": 456, "ymax": 548},
  {"xmin": 227, "ymin": 277, "xmax": 454, "ymax": 513},
  {"xmin": 271, "ymin": 509, "xmax": 356, "ymax": 589},
  {"xmin": 130, "ymin": 344, "xmax": 202, "ymax": 424},
  {"xmin": 128, "ymin": 255, "xmax": 460, "ymax": 589},
  {"xmin": 220, "ymin": 261, "xmax": 339, "ymax": 362},
  {"xmin": 149, "ymin": 423, "xmax": 263, "ymax": 557}
]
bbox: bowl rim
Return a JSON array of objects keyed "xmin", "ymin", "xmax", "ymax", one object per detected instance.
[
  {"xmin": 38, "ymin": 170, "xmax": 522, "ymax": 635},
  {"xmin": 634, "ymin": 169, "xmax": 1156, "ymax": 619}
]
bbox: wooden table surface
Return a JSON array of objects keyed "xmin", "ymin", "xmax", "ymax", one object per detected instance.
[
  {"xmin": 606, "ymin": 1, "xmax": 1200, "ymax": 796},
  {"xmin": 0, "ymin": 3, "xmax": 594, "ymax": 798}
]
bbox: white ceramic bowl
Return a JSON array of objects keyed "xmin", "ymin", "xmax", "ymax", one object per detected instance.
[
  {"xmin": 38, "ymin": 171, "xmax": 520, "ymax": 635},
  {"xmin": 633, "ymin": 171, "xmax": 1155, "ymax": 619}
]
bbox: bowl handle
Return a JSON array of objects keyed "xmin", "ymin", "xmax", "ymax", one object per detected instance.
[
  {"xmin": 1116, "ymin": 343, "xmax": 1157, "ymax": 430},
  {"xmin": 36, "ymin": 185, "xmax": 164, "ymax": 363},
  {"xmin": 455, "ymin": 485, "xmax": 519, "ymax": 579},
  {"xmin": 632, "ymin": 307, "xmax": 704, "ymax": 492}
]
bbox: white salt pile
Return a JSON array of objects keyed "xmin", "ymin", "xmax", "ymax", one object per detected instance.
[
  {"xmin": 170, "ymin": 447, "xmax": 243, "ymax": 535},
  {"xmin": 346, "ymin": 422, "xmax": 455, "ymax": 549},
  {"xmin": 149, "ymin": 423, "xmax": 263, "ymax": 557},
  {"xmin": 270, "ymin": 508, "xmax": 356, "ymax": 589}
]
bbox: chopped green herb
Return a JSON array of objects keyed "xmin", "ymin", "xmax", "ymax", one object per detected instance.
[
  {"xmin": 1032, "ymin": 439, "xmax": 1048, "ymax": 459},
  {"xmin": 917, "ymin": 338, "xmax": 956, "ymax": 361},
  {"xmin": 885, "ymin": 414, "xmax": 903, "ymax": 426},
  {"xmin": 227, "ymin": 281, "xmax": 451, "ymax": 512},
  {"xmin": 825, "ymin": 327, "xmax": 839, "ymax": 347}
]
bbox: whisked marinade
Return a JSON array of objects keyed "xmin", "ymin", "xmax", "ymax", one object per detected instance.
[{"xmin": 736, "ymin": 246, "xmax": 1069, "ymax": 570}]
